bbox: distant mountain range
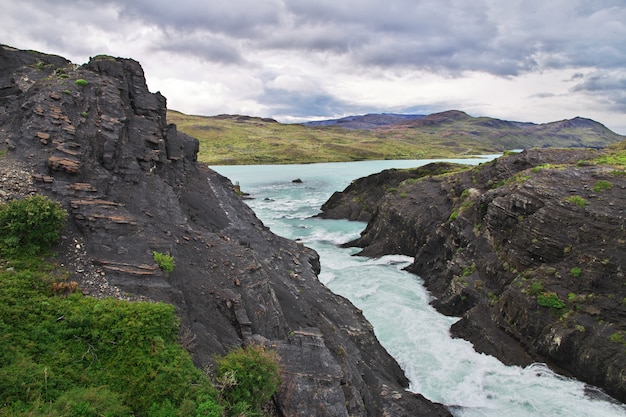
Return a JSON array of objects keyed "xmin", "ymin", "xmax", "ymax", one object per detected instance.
[
  {"xmin": 303, "ymin": 110, "xmax": 624, "ymax": 150},
  {"xmin": 303, "ymin": 113, "xmax": 426, "ymax": 129}
]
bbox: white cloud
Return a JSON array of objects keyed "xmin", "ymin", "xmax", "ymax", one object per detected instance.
[{"xmin": 1, "ymin": 0, "xmax": 625, "ymax": 134}]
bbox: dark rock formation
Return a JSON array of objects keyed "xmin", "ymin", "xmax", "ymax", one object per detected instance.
[
  {"xmin": 318, "ymin": 162, "xmax": 466, "ymax": 223},
  {"xmin": 321, "ymin": 148, "xmax": 626, "ymax": 403},
  {"xmin": 0, "ymin": 45, "xmax": 451, "ymax": 416}
]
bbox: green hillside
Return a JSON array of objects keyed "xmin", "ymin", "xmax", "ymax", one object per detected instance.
[{"xmin": 168, "ymin": 110, "xmax": 625, "ymax": 165}]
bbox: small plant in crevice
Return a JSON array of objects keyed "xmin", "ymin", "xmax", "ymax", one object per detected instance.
[
  {"xmin": 153, "ymin": 251, "xmax": 175, "ymax": 272},
  {"xmin": 570, "ymin": 267, "xmax": 582, "ymax": 278},
  {"xmin": 75, "ymin": 78, "xmax": 89, "ymax": 86}
]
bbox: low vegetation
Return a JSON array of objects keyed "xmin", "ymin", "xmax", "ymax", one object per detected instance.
[
  {"xmin": 0, "ymin": 196, "xmax": 281, "ymax": 416},
  {"xmin": 593, "ymin": 143, "xmax": 626, "ymax": 168}
]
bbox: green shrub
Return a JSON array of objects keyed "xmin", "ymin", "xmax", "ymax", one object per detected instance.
[
  {"xmin": 570, "ymin": 267, "xmax": 582, "ymax": 278},
  {"xmin": 216, "ymin": 344, "xmax": 281, "ymax": 415},
  {"xmin": 153, "ymin": 251, "xmax": 175, "ymax": 272},
  {"xmin": 537, "ymin": 292, "xmax": 565, "ymax": 309},
  {"xmin": 0, "ymin": 195, "xmax": 67, "ymax": 256},
  {"xmin": 75, "ymin": 79, "xmax": 89, "ymax": 86}
]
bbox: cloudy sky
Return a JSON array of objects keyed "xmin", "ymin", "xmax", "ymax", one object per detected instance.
[{"xmin": 2, "ymin": 0, "xmax": 625, "ymax": 133}]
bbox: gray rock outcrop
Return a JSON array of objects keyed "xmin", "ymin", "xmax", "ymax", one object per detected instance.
[{"xmin": 0, "ymin": 44, "xmax": 451, "ymax": 416}]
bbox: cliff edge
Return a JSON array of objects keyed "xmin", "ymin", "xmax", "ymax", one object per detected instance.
[
  {"xmin": 321, "ymin": 148, "xmax": 626, "ymax": 403},
  {"xmin": 0, "ymin": 45, "xmax": 450, "ymax": 416}
]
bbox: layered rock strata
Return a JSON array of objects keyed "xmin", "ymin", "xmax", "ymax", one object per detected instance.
[{"xmin": 321, "ymin": 148, "xmax": 626, "ymax": 403}]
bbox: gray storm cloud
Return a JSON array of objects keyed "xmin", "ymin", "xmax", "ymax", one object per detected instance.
[{"xmin": 1, "ymin": 0, "xmax": 625, "ymax": 132}]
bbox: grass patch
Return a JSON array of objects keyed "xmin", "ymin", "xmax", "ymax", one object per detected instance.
[
  {"xmin": 592, "ymin": 180, "xmax": 613, "ymax": 192},
  {"xmin": 0, "ymin": 256, "xmax": 219, "ymax": 416},
  {"xmin": 565, "ymin": 195, "xmax": 589, "ymax": 207},
  {"xmin": 537, "ymin": 292, "xmax": 566, "ymax": 309},
  {"xmin": 593, "ymin": 149, "xmax": 626, "ymax": 169}
]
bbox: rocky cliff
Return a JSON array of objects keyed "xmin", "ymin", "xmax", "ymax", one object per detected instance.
[
  {"xmin": 0, "ymin": 45, "xmax": 451, "ymax": 416},
  {"xmin": 320, "ymin": 148, "xmax": 626, "ymax": 403}
]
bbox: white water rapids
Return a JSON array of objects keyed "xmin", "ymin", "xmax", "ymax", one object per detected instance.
[{"xmin": 212, "ymin": 159, "xmax": 626, "ymax": 417}]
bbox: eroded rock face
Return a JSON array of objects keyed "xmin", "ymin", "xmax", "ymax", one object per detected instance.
[
  {"xmin": 321, "ymin": 148, "xmax": 626, "ymax": 403},
  {"xmin": 0, "ymin": 45, "xmax": 451, "ymax": 416},
  {"xmin": 318, "ymin": 162, "xmax": 465, "ymax": 223}
]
